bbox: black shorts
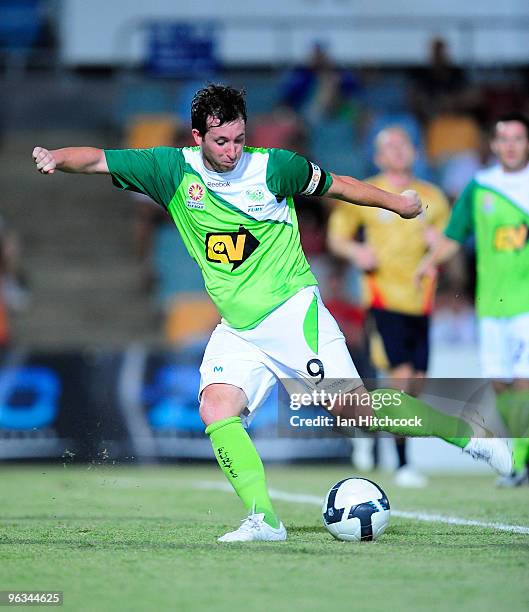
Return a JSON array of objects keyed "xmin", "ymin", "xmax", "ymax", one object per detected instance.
[{"xmin": 370, "ymin": 308, "xmax": 430, "ymax": 372}]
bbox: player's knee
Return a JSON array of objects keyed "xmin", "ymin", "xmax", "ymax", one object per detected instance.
[{"xmin": 199, "ymin": 384, "xmax": 247, "ymax": 427}]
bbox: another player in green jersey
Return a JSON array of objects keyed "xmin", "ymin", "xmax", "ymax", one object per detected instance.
[
  {"xmin": 418, "ymin": 112, "xmax": 529, "ymax": 487},
  {"xmin": 33, "ymin": 85, "xmax": 511, "ymax": 541}
]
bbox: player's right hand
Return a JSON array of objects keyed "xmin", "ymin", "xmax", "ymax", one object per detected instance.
[
  {"xmin": 398, "ymin": 189, "xmax": 423, "ymax": 219},
  {"xmin": 32, "ymin": 147, "xmax": 56, "ymax": 174}
]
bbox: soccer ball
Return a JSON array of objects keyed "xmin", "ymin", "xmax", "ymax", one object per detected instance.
[{"xmin": 322, "ymin": 477, "xmax": 390, "ymax": 541}]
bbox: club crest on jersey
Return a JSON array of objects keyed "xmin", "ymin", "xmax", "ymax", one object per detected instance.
[
  {"xmin": 246, "ymin": 187, "xmax": 265, "ymax": 203},
  {"xmin": 186, "ymin": 183, "xmax": 205, "ymax": 209},
  {"xmin": 245, "ymin": 187, "xmax": 265, "ymax": 213},
  {"xmin": 205, "ymin": 225, "xmax": 260, "ymax": 270}
]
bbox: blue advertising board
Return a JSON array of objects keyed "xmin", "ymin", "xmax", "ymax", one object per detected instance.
[{"xmin": 145, "ymin": 21, "xmax": 218, "ymax": 78}]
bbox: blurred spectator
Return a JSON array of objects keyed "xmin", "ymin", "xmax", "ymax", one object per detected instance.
[
  {"xmin": 360, "ymin": 67, "xmax": 410, "ymax": 115},
  {"xmin": 410, "ymin": 37, "xmax": 467, "ymax": 121},
  {"xmin": 321, "ymin": 259, "xmax": 374, "ymax": 380},
  {"xmin": 125, "ymin": 114, "xmax": 181, "ymax": 150},
  {"xmin": 362, "ymin": 111, "xmax": 431, "ymax": 180},
  {"xmin": 0, "ymin": 216, "xmax": 30, "ymax": 349},
  {"xmin": 482, "ymin": 83, "xmax": 528, "ymax": 125},
  {"xmin": 422, "ymin": 38, "xmax": 466, "ymax": 100},
  {"xmin": 249, "ymin": 105, "xmax": 307, "ymax": 153},
  {"xmin": 327, "ymin": 126, "xmax": 450, "ymax": 486},
  {"xmin": 278, "ymin": 42, "xmax": 360, "ymax": 123},
  {"xmin": 129, "ymin": 116, "xmax": 193, "ymax": 295},
  {"xmin": 425, "ymin": 106, "xmax": 483, "ymax": 200}
]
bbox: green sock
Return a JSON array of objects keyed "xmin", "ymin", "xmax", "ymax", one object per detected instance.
[
  {"xmin": 367, "ymin": 389, "xmax": 473, "ymax": 448},
  {"xmin": 513, "ymin": 438, "xmax": 529, "ymax": 473},
  {"xmin": 497, "ymin": 390, "xmax": 529, "ymax": 472},
  {"xmin": 205, "ymin": 416, "xmax": 280, "ymax": 529}
]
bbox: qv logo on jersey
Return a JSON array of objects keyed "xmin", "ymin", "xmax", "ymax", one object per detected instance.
[
  {"xmin": 205, "ymin": 225, "xmax": 260, "ymax": 270},
  {"xmin": 186, "ymin": 183, "xmax": 205, "ymax": 210},
  {"xmin": 493, "ymin": 223, "xmax": 529, "ymax": 251}
]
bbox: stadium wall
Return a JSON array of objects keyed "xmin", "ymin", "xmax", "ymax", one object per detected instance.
[
  {"xmin": 0, "ymin": 347, "xmax": 352, "ymax": 464},
  {"xmin": 60, "ymin": 0, "xmax": 529, "ymax": 66}
]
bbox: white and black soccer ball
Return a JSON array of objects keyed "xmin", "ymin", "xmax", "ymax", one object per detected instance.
[{"xmin": 322, "ymin": 477, "xmax": 390, "ymax": 541}]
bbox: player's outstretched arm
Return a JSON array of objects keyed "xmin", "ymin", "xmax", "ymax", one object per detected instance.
[
  {"xmin": 32, "ymin": 147, "xmax": 109, "ymax": 175},
  {"xmin": 326, "ymin": 173, "xmax": 422, "ymax": 219}
]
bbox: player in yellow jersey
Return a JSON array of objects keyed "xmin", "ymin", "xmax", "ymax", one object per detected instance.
[{"xmin": 328, "ymin": 126, "xmax": 449, "ymax": 487}]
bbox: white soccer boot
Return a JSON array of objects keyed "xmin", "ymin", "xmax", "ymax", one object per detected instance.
[
  {"xmin": 496, "ymin": 467, "xmax": 528, "ymax": 488},
  {"xmin": 463, "ymin": 438, "xmax": 513, "ymax": 476},
  {"xmin": 218, "ymin": 513, "xmax": 287, "ymax": 543}
]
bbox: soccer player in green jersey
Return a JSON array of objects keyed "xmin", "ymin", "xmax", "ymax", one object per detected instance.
[
  {"xmin": 418, "ymin": 112, "xmax": 529, "ymax": 487},
  {"xmin": 33, "ymin": 85, "xmax": 511, "ymax": 541}
]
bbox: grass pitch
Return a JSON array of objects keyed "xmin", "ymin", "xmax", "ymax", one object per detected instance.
[{"xmin": 0, "ymin": 464, "xmax": 528, "ymax": 612}]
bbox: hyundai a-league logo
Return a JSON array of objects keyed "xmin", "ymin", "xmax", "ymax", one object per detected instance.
[{"xmin": 188, "ymin": 183, "xmax": 205, "ymax": 201}]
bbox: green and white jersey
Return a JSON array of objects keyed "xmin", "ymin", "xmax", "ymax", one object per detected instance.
[
  {"xmin": 105, "ymin": 146, "xmax": 332, "ymax": 330},
  {"xmin": 445, "ymin": 164, "xmax": 529, "ymax": 318}
]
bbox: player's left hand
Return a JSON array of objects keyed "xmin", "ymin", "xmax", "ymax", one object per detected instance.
[{"xmin": 397, "ymin": 190, "xmax": 423, "ymax": 219}]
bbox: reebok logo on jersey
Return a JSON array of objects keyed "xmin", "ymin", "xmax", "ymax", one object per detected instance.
[
  {"xmin": 207, "ymin": 180, "xmax": 231, "ymax": 188},
  {"xmin": 205, "ymin": 225, "xmax": 260, "ymax": 270}
]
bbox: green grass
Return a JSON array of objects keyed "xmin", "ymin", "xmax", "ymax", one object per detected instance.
[{"xmin": 0, "ymin": 464, "xmax": 528, "ymax": 612}]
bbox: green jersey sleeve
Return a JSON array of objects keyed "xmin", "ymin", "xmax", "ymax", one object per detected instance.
[
  {"xmin": 266, "ymin": 149, "xmax": 332, "ymax": 198},
  {"xmin": 444, "ymin": 180, "xmax": 476, "ymax": 242},
  {"xmin": 104, "ymin": 147, "xmax": 185, "ymax": 208}
]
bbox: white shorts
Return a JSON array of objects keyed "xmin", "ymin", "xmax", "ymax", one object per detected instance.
[
  {"xmin": 479, "ymin": 313, "xmax": 529, "ymax": 379},
  {"xmin": 199, "ymin": 286, "xmax": 361, "ymax": 416}
]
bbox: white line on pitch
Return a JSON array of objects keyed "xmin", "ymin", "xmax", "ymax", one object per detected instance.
[{"xmin": 196, "ymin": 480, "xmax": 529, "ymax": 535}]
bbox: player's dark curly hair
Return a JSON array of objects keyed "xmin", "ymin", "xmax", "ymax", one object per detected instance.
[
  {"xmin": 492, "ymin": 112, "xmax": 529, "ymax": 138},
  {"xmin": 191, "ymin": 84, "xmax": 247, "ymax": 135}
]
